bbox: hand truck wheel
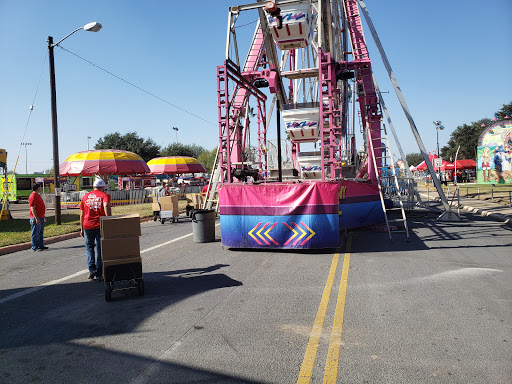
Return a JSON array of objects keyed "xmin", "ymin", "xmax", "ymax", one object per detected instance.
[{"xmin": 104, "ymin": 282, "xmax": 113, "ymax": 302}]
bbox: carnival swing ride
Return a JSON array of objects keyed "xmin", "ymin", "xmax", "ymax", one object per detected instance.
[{"xmin": 205, "ymin": 0, "xmax": 456, "ymax": 249}]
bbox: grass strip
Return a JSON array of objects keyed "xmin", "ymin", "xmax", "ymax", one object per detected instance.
[{"xmin": 0, "ymin": 201, "xmax": 188, "ymax": 248}]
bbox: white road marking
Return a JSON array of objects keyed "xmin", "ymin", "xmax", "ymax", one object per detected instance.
[
  {"xmin": 140, "ymin": 233, "xmax": 193, "ymax": 254},
  {"xmin": 0, "ymin": 270, "xmax": 87, "ymax": 304},
  {"xmin": 0, "ymin": 223, "xmax": 220, "ymax": 304}
]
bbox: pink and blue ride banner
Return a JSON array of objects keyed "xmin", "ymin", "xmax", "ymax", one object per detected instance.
[
  {"xmin": 219, "ymin": 182, "xmax": 340, "ymax": 249},
  {"xmin": 338, "ymin": 180, "xmax": 384, "ymax": 229}
]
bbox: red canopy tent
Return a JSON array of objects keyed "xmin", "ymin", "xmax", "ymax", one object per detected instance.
[
  {"xmin": 441, "ymin": 162, "xmax": 455, "ymax": 171},
  {"xmin": 453, "ymin": 159, "xmax": 476, "ymax": 170},
  {"xmin": 414, "ymin": 153, "xmax": 453, "ymax": 171}
]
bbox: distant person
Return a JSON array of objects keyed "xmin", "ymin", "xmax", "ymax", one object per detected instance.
[
  {"xmin": 201, "ymin": 183, "xmax": 209, "ymax": 198},
  {"xmin": 440, "ymin": 172, "xmax": 447, "ymax": 186},
  {"xmin": 28, "ymin": 183, "xmax": 48, "ymax": 252},
  {"xmin": 157, "ymin": 181, "xmax": 170, "ymax": 197},
  {"xmin": 80, "ymin": 178, "xmax": 111, "ymax": 281}
]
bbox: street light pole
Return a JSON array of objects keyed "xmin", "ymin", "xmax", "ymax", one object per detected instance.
[
  {"xmin": 47, "ymin": 36, "xmax": 62, "ymax": 224},
  {"xmin": 47, "ymin": 22, "xmax": 102, "ymax": 225},
  {"xmin": 172, "ymin": 127, "xmax": 179, "ymax": 143},
  {"xmin": 87, "ymin": 136, "xmax": 92, "ymax": 150},
  {"xmin": 21, "ymin": 142, "xmax": 32, "ymax": 174},
  {"xmin": 433, "ymin": 120, "xmax": 444, "ymax": 175}
]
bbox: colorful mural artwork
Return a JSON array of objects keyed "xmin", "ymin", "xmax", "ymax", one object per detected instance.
[{"xmin": 477, "ymin": 119, "xmax": 512, "ymax": 184}]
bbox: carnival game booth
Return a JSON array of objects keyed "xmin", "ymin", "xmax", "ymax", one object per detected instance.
[{"xmin": 147, "ymin": 156, "xmax": 207, "ymax": 220}]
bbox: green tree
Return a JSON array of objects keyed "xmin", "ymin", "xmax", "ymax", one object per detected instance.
[
  {"xmin": 495, "ymin": 101, "xmax": 512, "ymax": 120},
  {"xmin": 405, "ymin": 153, "xmax": 424, "ymax": 167},
  {"xmin": 95, "ymin": 132, "xmax": 161, "ymax": 162},
  {"xmin": 197, "ymin": 147, "xmax": 217, "ymax": 174},
  {"xmin": 160, "ymin": 143, "xmax": 206, "ymax": 158},
  {"xmin": 440, "ymin": 120, "xmax": 489, "ymax": 161},
  {"xmin": 439, "ymin": 101, "xmax": 511, "ymax": 162}
]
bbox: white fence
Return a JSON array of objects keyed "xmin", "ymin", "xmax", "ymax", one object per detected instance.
[{"xmin": 41, "ymin": 186, "xmax": 203, "ymax": 209}]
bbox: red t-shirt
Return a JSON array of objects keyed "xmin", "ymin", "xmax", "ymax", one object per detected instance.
[
  {"xmin": 28, "ymin": 192, "xmax": 46, "ymax": 218},
  {"xmin": 80, "ymin": 190, "xmax": 111, "ymax": 230}
]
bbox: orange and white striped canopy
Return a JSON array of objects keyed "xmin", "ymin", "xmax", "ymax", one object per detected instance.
[
  {"xmin": 59, "ymin": 149, "xmax": 150, "ymax": 176},
  {"xmin": 147, "ymin": 156, "xmax": 206, "ymax": 175}
]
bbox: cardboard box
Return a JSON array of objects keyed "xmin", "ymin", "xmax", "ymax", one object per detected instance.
[
  {"xmin": 185, "ymin": 194, "xmax": 194, "ymax": 204},
  {"xmin": 160, "ymin": 200, "xmax": 178, "ymax": 209},
  {"xmin": 101, "ymin": 237, "xmax": 140, "ymax": 261},
  {"xmin": 100, "ymin": 214, "xmax": 141, "ymax": 239},
  {"xmin": 191, "ymin": 194, "xmax": 203, "ymax": 209},
  {"xmin": 151, "ymin": 202, "xmax": 160, "ymax": 212},
  {"xmin": 160, "ymin": 201, "xmax": 179, "ymax": 217},
  {"xmin": 102, "ymin": 256, "xmax": 142, "ymax": 278},
  {"xmin": 152, "ymin": 196, "xmax": 159, "ymax": 203},
  {"xmin": 159, "ymin": 195, "xmax": 178, "ymax": 205}
]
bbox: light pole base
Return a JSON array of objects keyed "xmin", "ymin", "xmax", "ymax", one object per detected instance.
[{"xmin": 437, "ymin": 210, "xmax": 462, "ymax": 222}]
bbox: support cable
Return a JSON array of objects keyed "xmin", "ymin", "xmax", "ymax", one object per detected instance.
[
  {"xmin": 58, "ymin": 46, "xmax": 216, "ymax": 127},
  {"xmin": 357, "ymin": 0, "xmax": 460, "ymax": 221}
]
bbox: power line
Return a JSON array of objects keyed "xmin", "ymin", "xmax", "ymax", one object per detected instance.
[
  {"xmin": 58, "ymin": 45, "xmax": 217, "ymax": 127},
  {"xmin": 14, "ymin": 51, "xmax": 48, "ymax": 173},
  {"xmin": 235, "ymin": 19, "xmax": 258, "ymax": 28}
]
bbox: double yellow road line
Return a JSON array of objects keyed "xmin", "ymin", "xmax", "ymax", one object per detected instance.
[{"xmin": 297, "ymin": 235, "xmax": 352, "ymax": 384}]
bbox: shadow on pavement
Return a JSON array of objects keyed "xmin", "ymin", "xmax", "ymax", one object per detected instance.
[
  {"xmin": 0, "ymin": 264, "xmax": 242, "ymax": 350},
  {"xmin": 348, "ymin": 212, "xmax": 512, "ymax": 253},
  {"xmin": 1, "ymin": 341, "xmax": 266, "ymax": 384}
]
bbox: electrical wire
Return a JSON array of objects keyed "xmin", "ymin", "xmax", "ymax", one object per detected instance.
[
  {"xmin": 234, "ymin": 19, "xmax": 258, "ymax": 28},
  {"xmin": 58, "ymin": 46, "xmax": 216, "ymax": 127},
  {"xmin": 16, "ymin": 51, "xmax": 48, "ymax": 168},
  {"xmin": 2, "ymin": 51, "xmax": 47, "ymax": 209}
]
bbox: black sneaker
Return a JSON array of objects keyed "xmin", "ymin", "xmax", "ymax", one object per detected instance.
[
  {"xmin": 88, "ymin": 271, "xmax": 97, "ymax": 280},
  {"xmin": 39, "ymin": 246, "xmax": 49, "ymax": 250},
  {"xmin": 94, "ymin": 275, "xmax": 103, "ymax": 282}
]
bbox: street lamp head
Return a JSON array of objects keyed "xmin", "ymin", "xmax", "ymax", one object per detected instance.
[
  {"xmin": 439, "ymin": 125, "xmax": 444, "ymax": 130},
  {"xmin": 83, "ymin": 22, "xmax": 102, "ymax": 32}
]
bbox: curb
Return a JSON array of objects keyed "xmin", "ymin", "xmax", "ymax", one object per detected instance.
[
  {"xmin": 0, "ymin": 215, "xmax": 178, "ymax": 257},
  {"xmin": 0, "ymin": 232, "xmax": 81, "ymax": 256},
  {"xmin": 418, "ymin": 193, "xmax": 512, "ymax": 228},
  {"xmin": 458, "ymin": 205, "xmax": 512, "ymax": 227}
]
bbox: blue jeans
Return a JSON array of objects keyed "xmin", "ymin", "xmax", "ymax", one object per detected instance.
[
  {"xmin": 30, "ymin": 217, "xmax": 45, "ymax": 250},
  {"xmin": 84, "ymin": 228, "xmax": 102, "ymax": 276}
]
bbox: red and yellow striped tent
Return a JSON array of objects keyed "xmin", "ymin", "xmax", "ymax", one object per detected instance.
[
  {"xmin": 147, "ymin": 156, "xmax": 206, "ymax": 175},
  {"xmin": 59, "ymin": 149, "xmax": 150, "ymax": 176}
]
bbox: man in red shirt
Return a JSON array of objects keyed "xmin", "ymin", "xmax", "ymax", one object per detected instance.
[
  {"xmin": 80, "ymin": 178, "xmax": 111, "ymax": 280},
  {"xmin": 28, "ymin": 183, "xmax": 47, "ymax": 252}
]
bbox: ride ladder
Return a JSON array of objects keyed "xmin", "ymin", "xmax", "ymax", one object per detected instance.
[
  {"xmin": 319, "ymin": 51, "xmax": 344, "ymax": 179},
  {"xmin": 367, "ymin": 118, "xmax": 410, "ymax": 241}
]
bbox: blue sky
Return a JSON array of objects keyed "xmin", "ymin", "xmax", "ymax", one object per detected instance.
[{"xmin": 1, "ymin": 0, "xmax": 511, "ymax": 173}]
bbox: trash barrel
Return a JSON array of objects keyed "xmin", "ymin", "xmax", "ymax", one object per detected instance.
[{"xmin": 191, "ymin": 209, "xmax": 216, "ymax": 243}]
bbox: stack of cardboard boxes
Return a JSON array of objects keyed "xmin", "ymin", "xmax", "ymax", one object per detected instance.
[
  {"xmin": 158, "ymin": 195, "xmax": 179, "ymax": 219},
  {"xmin": 186, "ymin": 193, "xmax": 203, "ymax": 210},
  {"xmin": 100, "ymin": 214, "xmax": 142, "ymax": 279},
  {"xmin": 151, "ymin": 197, "xmax": 161, "ymax": 214}
]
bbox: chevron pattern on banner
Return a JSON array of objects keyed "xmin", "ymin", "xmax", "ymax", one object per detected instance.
[{"xmin": 248, "ymin": 221, "xmax": 316, "ymax": 246}]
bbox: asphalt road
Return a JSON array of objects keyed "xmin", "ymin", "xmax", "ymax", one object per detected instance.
[{"xmin": 0, "ymin": 210, "xmax": 511, "ymax": 383}]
